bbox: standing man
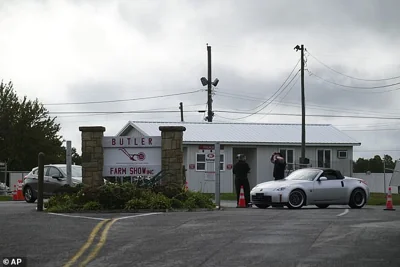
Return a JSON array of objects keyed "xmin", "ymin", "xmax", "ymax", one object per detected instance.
[
  {"xmin": 271, "ymin": 152, "xmax": 286, "ymax": 180},
  {"xmin": 233, "ymin": 154, "xmax": 251, "ymax": 207}
]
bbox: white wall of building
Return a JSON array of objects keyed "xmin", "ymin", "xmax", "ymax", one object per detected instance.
[{"xmin": 122, "ymin": 126, "xmax": 355, "ymax": 193}]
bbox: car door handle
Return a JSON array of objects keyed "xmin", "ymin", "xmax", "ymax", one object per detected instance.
[{"xmin": 341, "ymin": 181, "xmax": 344, "ymax": 187}]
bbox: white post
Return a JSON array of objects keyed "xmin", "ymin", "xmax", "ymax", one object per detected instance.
[
  {"xmin": 383, "ymin": 154, "xmax": 387, "ymax": 194},
  {"xmin": 215, "ymin": 142, "xmax": 221, "ymax": 209},
  {"xmin": 66, "ymin": 141, "xmax": 72, "ymax": 186}
]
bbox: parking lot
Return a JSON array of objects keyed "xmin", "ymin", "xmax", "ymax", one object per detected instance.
[{"xmin": 1, "ymin": 202, "xmax": 400, "ymax": 267}]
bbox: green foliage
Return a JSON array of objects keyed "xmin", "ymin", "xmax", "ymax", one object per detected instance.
[
  {"xmin": 83, "ymin": 201, "xmax": 102, "ymax": 210},
  {"xmin": 45, "ymin": 182, "xmax": 215, "ymax": 212},
  {"xmin": 353, "ymin": 154, "xmax": 398, "ymax": 173},
  {"xmin": 0, "ymin": 195, "xmax": 12, "ymax": 201},
  {"xmin": 125, "ymin": 198, "xmax": 151, "ymax": 210},
  {"xmin": 0, "ymin": 81, "xmax": 70, "ymax": 171}
]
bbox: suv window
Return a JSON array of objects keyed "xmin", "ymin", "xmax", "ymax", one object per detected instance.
[{"xmin": 48, "ymin": 167, "xmax": 63, "ymax": 178}]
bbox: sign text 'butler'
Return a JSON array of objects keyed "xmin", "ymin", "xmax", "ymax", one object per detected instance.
[
  {"xmin": 102, "ymin": 136, "xmax": 162, "ymax": 177},
  {"xmin": 102, "ymin": 136, "xmax": 161, "ymax": 148}
]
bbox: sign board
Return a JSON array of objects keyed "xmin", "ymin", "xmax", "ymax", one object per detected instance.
[
  {"xmin": 0, "ymin": 162, "xmax": 5, "ymax": 167},
  {"xmin": 198, "ymin": 145, "xmax": 224, "ymax": 151},
  {"xmin": 103, "ymin": 136, "xmax": 162, "ymax": 177}
]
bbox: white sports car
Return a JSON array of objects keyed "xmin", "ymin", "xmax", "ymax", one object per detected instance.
[{"xmin": 251, "ymin": 167, "xmax": 370, "ymax": 209}]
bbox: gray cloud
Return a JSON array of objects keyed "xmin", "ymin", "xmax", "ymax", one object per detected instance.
[{"xmin": 1, "ymin": 0, "xmax": 400, "ymax": 160}]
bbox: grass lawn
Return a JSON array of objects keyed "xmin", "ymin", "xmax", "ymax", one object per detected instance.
[
  {"xmin": 0, "ymin": 195, "xmax": 12, "ymax": 201},
  {"xmin": 368, "ymin": 192, "xmax": 400, "ymax": 206},
  {"xmin": 204, "ymin": 192, "xmax": 400, "ymax": 206}
]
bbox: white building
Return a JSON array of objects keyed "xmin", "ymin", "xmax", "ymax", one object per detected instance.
[{"xmin": 117, "ymin": 121, "xmax": 361, "ymax": 193}]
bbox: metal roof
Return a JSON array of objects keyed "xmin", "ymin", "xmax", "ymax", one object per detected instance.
[{"xmin": 118, "ymin": 121, "xmax": 361, "ymax": 146}]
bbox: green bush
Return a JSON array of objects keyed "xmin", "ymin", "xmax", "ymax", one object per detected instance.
[
  {"xmin": 83, "ymin": 201, "xmax": 102, "ymax": 210},
  {"xmin": 45, "ymin": 181, "xmax": 215, "ymax": 212},
  {"xmin": 170, "ymin": 198, "xmax": 184, "ymax": 209},
  {"xmin": 149, "ymin": 193, "xmax": 172, "ymax": 209},
  {"xmin": 125, "ymin": 198, "xmax": 151, "ymax": 210}
]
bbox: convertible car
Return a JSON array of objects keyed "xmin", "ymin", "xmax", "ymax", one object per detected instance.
[{"xmin": 250, "ymin": 167, "xmax": 370, "ymax": 209}]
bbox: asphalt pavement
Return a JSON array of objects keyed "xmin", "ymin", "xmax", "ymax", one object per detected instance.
[{"xmin": 1, "ymin": 201, "xmax": 400, "ymax": 267}]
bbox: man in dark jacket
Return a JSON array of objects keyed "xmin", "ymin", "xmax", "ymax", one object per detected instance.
[
  {"xmin": 271, "ymin": 152, "xmax": 286, "ymax": 180},
  {"xmin": 233, "ymin": 154, "xmax": 251, "ymax": 207}
]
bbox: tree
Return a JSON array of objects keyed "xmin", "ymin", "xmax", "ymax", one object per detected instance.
[
  {"xmin": 58, "ymin": 146, "xmax": 82, "ymax": 165},
  {"xmin": 353, "ymin": 154, "xmax": 396, "ymax": 173},
  {"xmin": 0, "ymin": 80, "xmax": 65, "ymax": 171}
]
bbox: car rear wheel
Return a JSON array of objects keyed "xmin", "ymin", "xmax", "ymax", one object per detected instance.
[
  {"xmin": 349, "ymin": 188, "xmax": 366, "ymax": 209},
  {"xmin": 24, "ymin": 186, "xmax": 37, "ymax": 203},
  {"xmin": 316, "ymin": 204, "xmax": 329, "ymax": 208},
  {"xmin": 287, "ymin": 189, "xmax": 305, "ymax": 209},
  {"xmin": 255, "ymin": 204, "xmax": 269, "ymax": 209}
]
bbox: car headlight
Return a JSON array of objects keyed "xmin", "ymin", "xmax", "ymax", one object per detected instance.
[
  {"xmin": 251, "ymin": 185, "xmax": 259, "ymax": 191},
  {"xmin": 274, "ymin": 187, "xmax": 286, "ymax": 191}
]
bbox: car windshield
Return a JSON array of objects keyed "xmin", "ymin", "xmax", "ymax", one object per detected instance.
[
  {"xmin": 285, "ymin": 169, "xmax": 320, "ymax": 181},
  {"xmin": 59, "ymin": 166, "xmax": 82, "ymax": 177}
]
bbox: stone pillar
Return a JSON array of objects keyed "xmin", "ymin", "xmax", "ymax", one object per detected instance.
[
  {"xmin": 79, "ymin": 126, "xmax": 106, "ymax": 187},
  {"xmin": 159, "ymin": 126, "xmax": 186, "ymax": 186}
]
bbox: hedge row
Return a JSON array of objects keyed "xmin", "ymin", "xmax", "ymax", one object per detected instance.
[{"xmin": 45, "ymin": 182, "xmax": 215, "ymax": 212}]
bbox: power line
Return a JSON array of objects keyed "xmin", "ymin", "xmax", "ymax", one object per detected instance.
[
  {"xmin": 211, "ymin": 110, "xmax": 400, "ymax": 120},
  {"xmin": 215, "ymin": 92, "xmax": 400, "ymax": 117},
  {"xmin": 47, "ymin": 109, "xmax": 400, "ymax": 120},
  {"xmin": 220, "ymin": 63, "xmax": 301, "ymax": 120},
  {"xmin": 308, "ymin": 71, "xmax": 400, "ymax": 90},
  {"xmin": 306, "ymin": 50, "xmax": 400, "ymax": 82},
  {"xmin": 43, "ymin": 90, "xmax": 202, "ymax": 106},
  {"xmin": 260, "ymin": 76, "xmax": 300, "ymax": 117}
]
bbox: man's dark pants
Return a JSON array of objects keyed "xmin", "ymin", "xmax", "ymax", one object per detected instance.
[{"xmin": 235, "ymin": 177, "xmax": 250, "ymax": 205}]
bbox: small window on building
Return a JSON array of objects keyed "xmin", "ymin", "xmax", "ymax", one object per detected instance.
[
  {"xmin": 337, "ymin": 150, "xmax": 348, "ymax": 159},
  {"xmin": 195, "ymin": 153, "xmax": 225, "ymax": 171},
  {"xmin": 196, "ymin": 153, "xmax": 206, "ymax": 171}
]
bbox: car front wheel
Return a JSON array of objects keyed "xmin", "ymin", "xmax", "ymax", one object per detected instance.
[
  {"xmin": 287, "ymin": 189, "xmax": 305, "ymax": 209},
  {"xmin": 24, "ymin": 186, "xmax": 37, "ymax": 203},
  {"xmin": 349, "ymin": 188, "xmax": 366, "ymax": 209}
]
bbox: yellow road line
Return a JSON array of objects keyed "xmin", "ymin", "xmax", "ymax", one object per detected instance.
[
  {"xmin": 63, "ymin": 219, "xmax": 110, "ymax": 267},
  {"xmin": 79, "ymin": 218, "xmax": 118, "ymax": 267}
]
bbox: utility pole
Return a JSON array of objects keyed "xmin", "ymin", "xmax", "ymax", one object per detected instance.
[
  {"xmin": 295, "ymin": 44, "xmax": 306, "ymax": 167},
  {"xmin": 207, "ymin": 45, "xmax": 213, "ymax": 122},
  {"xmin": 200, "ymin": 44, "xmax": 219, "ymax": 121},
  {"xmin": 179, "ymin": 102, "xmax": 184, "ymax": 122}
]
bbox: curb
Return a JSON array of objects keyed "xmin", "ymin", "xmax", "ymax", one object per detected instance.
[{"xmin": 43, "ymin": 208, "xmax": 218, "ymax": 214}]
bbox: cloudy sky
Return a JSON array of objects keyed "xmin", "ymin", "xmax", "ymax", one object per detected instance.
[{"xmin": 1, "ymin": 0, "xmax": 400, "ymax": 161}]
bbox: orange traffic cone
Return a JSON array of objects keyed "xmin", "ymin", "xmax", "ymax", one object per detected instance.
[
  {"xmin": 12, "ymin": 184, "xmax": 18, "ymax": 201},
  {"xmin": 384, "ymin": 187, "xmax": 395, "ymax": 211},
  {"xmin": 238, "ymin": 186, "xmax": 246, "ymax": 208}
]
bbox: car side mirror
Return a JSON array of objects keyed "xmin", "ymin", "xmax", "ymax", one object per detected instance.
[{"xmin": 318, "ymin": 176, "xmax": 328, "ymax": 181}]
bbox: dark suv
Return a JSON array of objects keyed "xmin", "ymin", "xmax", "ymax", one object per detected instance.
[{"xmin": 22, "ymin": 164, "xmax": 82, "ymax": 203}]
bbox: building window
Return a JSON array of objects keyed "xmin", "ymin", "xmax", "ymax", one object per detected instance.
[
  {"xmin": 279, "ymin": 149, "xmax": 295, "ymax": 170},
  {"xmin": 337, "ymin": 150, "xmax": 348, "ymax": 159},
  {"xmin": 317, "ymin": 149, "xmax": 331, "ymax": 168},
  {"xmin": 195, "ymin": 153, "xmax": 225, "ymax": 171}
]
